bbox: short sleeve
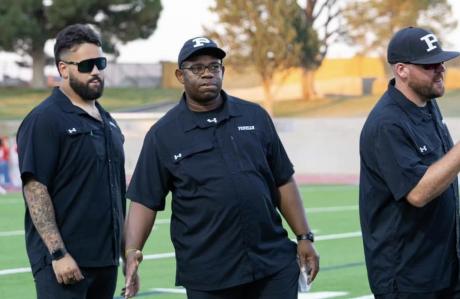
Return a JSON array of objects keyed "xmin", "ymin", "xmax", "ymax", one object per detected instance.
[
  {"xmin": 17, "ymin": 112, "xmax": 60, "ymax": 187},
  {"xmin": 263, "ymin": 111, "xmax": 294, "ymax": 186},
  {"xmin": 375, "ymin": 123, "xmax": 427, "ymax": 200},
  {"xmin": 126, "ymin": 129, "xmax": 170, "ymax": 211}
]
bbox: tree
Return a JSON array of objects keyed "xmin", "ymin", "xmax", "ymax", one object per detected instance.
[
  {"xmin": 294, "ymin": 0, "xmax": 343, "ymax": 100},
  {"xmin": 0, "ymin": 0, "xmax": 162, "ymax": 88},
  {"xmin": 207, "ymin": 0, "xmax": 300, "ymax": 115},
  {"xmin": 342, "ymin": 0, "xmax": 457, "ymax": 72}
]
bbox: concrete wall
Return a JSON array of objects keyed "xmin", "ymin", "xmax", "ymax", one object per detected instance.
[
  {"xmin": 113, "ymin": 115, "xmax": 460, "ymax": 183},
  {"xmin": 5, "ymin": 115, "xmax": 460, "ymax": 184}
]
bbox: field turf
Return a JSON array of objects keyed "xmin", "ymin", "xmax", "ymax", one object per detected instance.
[{"xmin": 0, "ymin": 185, "xmax": 372, "ymax": 299}]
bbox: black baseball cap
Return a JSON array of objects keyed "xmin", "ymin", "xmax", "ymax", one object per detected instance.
[
  {"xmin": 178, "ymin": 36, "xmax": 226, "ymax": 67},
  {"xmin": 387, "ymin": 27, "xmax": 459, "ymax": 64}
]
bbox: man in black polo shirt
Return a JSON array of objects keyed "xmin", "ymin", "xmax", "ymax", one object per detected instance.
[
  {"xmin": 360, "ymin": 27, "xmax": 460, "ymax": 298},
  {"xmin": 17, "ymin": 24, "xmax": 126, "ymax": 299},
  {"xmin": 123, "ymin": 37, "xmax": 319, "ymax": 299}
]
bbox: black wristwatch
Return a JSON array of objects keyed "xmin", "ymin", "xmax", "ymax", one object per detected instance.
[
  {"xmin": 296, "ymin": 232, "xmax": 314, "ymax": 242},
  {"xmin": 50, "ymin": 248, "xmax": 67, "ymax": 261}
]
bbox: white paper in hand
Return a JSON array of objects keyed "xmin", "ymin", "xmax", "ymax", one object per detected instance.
[{"xmin": 298, "ymin": 267, "xmax": 311, "ymax": 293}]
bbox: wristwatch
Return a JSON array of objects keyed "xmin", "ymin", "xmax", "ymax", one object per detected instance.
[
  {"xmin": 296, "ymin": 232, "xmax": 314, "ymax": 242},
  {"xmin": 50, "ymin": 248, "xmax": 67, "ymax": 261}
]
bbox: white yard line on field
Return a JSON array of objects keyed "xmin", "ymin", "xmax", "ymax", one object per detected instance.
[
  {"xmin": 0, "ymin": 219, "xmax": 171, "ymax": 237},
  {"xmin": 0, "ymin": 205, "xmax": 358, "ymax": 238},
  {"xmin": 0, "ymin": 231, "xmax": 362, "ymax": 276},
  {"xmin": 0, "ymin": 230, "xmax": 24, "ymax": 237}
]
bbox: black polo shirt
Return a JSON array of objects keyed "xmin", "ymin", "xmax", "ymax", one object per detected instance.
[
  {"xmin": 127, "ymin": 91, "xmax": 297, "ymax": 290},
  {"xmin": 17, "ymin": 88, "xmax": 126, "ymax": 274},
  {"xmin": 359, "ymin": 79, "xmax": 459, "ymax": 294}
]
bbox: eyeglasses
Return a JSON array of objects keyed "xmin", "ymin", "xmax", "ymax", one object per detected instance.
[
  {"xmin": 412, "ymin": 62, "xmax": 444, "ymax": 70},
  {"xmin": 181, "ymin": 62, "xmax": 222, "ymax": 75},
  {"xmin": 61, "ymin": 57, "xmax": 107, "ymax": 73}
]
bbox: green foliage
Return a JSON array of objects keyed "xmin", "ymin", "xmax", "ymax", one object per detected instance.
[
  {"xmin": 207, "ymin": 0, "xmax": 301, "ymax": 81},
  {"xmin": 342, "ymin": 0, "xmax": 457, "ymax": 56},
  {"xmin": 0, "ymin": 0, "xmax": 162, "ymax": 54},
  {"xmin": 292, "ymin": 7, "xmax": 321, "ymax": 70},
  {"xmin": 0, "ymin": 0, "xmax": 162, "ymax": 87}
]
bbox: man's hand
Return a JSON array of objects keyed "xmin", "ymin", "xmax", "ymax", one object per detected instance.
[
  {"xmin": 51, "ymin": 253, "xmax": 84, "ymax": 285},
  {"xmin": 297, "ymin": 241, "xmax": 320, "ymax": 283},
  {"xmin": 123, "ymin": 250, "xmax": 143, "ymax": 298}
]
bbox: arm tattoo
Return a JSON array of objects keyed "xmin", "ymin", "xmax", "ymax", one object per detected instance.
[{"xmin": 24, "ymin": 180, "xmax": 65, "ymax": 253}]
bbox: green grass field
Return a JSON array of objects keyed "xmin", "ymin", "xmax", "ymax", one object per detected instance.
[{"xmin": 0, "ymin": 185, "xmax": 372, "ymax": 299}]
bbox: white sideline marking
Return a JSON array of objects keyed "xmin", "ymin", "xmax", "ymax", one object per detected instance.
[
  {"xmin": 299, "ymin": 292, "xmax": 348, "ymax": 299},
  {"xmin": 307, "ymin": 205, "xmax": 358, "ymax": 213},
  {"xmin": 0, "ymin": 219, "xmax": 171, "ymax": 238},
  {"xmin": 0, "ymin": 231, "xmax": 361, "ymax": 276},
  {"xmin": 149, "ymin": 289, "xmax": 347, "ymax": 298},
  {"xmin": 0, "ymin": 267, "xmax": 30, "ymax": 275},
  {"xmin": 0, "ymin": 206, "xmax": 358, "ymax": 238},
  {"xmin": 150, "ymin": 288, "xmax": 186, "ymax": 294},
  {"xmin": 351, "ymin": 296, "xmax": 373, "ymax": 299},
  {"xmin": 144, "ymin": 252, "xmax": 175, "ymax": 260},
  {"xmin": 316, "ymin": 231, "xmax": 362, "ymax": 241},
  {"xmin": 0, "ymin": 230, "xmax": 24, "ymax": 237}
]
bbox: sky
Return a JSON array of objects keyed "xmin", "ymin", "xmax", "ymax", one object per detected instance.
[
  {"xmin": 1, "ymin": 0, "xmax": 460, "ymax": 80},
  {"xmin": 114, "ymin": 0, "xmax": 460, "ymax": 64}
]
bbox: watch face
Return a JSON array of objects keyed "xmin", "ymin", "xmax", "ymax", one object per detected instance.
[
  {"xmin": 306, "ymin": 232, "xmax": 314, "ymax": 242},
  {"xmin": 297, "ymin": 232, "xmax": 314, "ymax": 242}
]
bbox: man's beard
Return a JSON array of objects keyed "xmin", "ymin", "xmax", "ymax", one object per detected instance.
[
  {"xmin": 69, "ymin": 74, "xmax": 104, "ymax": 101},
  {"xmin": 408, "ymin": 76, "xmax": 444, "ymax": 101}
]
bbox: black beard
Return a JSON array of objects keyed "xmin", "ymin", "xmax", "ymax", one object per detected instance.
[
  {"xmin": 408, "ymin": 78, "xmax": 444, "ymax": 101},
  {"xmin": 69, "ymin": 75, "xmax": 104, "ymax": 101}
]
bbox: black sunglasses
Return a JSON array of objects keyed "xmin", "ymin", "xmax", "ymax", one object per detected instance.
[
  {"xmin": 61, "ymin": 57, "xmax": 107, "ymax": 73},
  {"xmin": 411, "ymin": 62, "xmax": 444, "ymax": 70}
]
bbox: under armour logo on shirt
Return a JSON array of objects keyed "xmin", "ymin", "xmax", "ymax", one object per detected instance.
[
  {"xmin": 420, "ymin": 34, "xmax": 438, "ymax": 52},
  {"xmin": 207, "ymin": 118, "xmax": 217, "ymax": 124},
  {"xmin": 192, "ymin": 37, "xmax": 211, "ymax": 48},
  {"xmin": 67, "ymin": 128, "xmax": 77, "ymax": 134},
  {"xmin": 419, "ymin": 145, "xmax": 428, "ymax": 153},
  {"xmin": 174, "ymin": 153, "xmax": 182, "ymax": 160}
]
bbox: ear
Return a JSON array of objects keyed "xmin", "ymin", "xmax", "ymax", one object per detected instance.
[
  {"xmin": 394, "ymin": 63, "xmax": 409, "ymax": 79},
  {"xmin": 58, "ymin": 61, "xmax": 69, "ymax": 79},
  {"xmin": 175, "ymin": 69, "xmax": 185, "ymax": 84},
  {"xmin": 221, "ymin": 65, "xmax": 225, "ymax": 77}
]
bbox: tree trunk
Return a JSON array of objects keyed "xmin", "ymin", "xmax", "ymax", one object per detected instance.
[
  {"xmin": 262, "ymin": 78, "xmax": 274, "ymax": 116},
  {"xmin": 30, "ymin": 48, "xmax": 47, "ymax": 88},
  {"xmin": 301, "ymin": 69, "xmax": 316, "ymax": 101}
]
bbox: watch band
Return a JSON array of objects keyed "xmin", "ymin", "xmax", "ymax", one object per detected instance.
[
  {"xmin": 51, "ymin": 248, "xmax": 67, "ymax": 261},
  {"xmin": 296, "ymin": 232, "xmax": 314, "ymax": 242}
]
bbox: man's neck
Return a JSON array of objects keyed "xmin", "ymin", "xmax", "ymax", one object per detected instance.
[
  {"xmin": 394, "ymin": 80, "xmax": 428, "ymax": 107},
  {"xmin": 59, "ymin": 84, "xmax": 101, "ymax": 121},
  {"xmin": 186, "ymin": 94, "xmax": 223, "ymax": 112}
]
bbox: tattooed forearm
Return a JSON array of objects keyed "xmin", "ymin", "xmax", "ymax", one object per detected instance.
[{"xmin": 24, "ymin": 179, "xmax": 65, "ymax": 253}]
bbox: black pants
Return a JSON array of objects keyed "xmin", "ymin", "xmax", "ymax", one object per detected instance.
[
  {"xmin": 375, "ymin": 272, "xmax": 460, "ymax": 299},
  {"xmin": 34, "ymin": 264, "xmax": 117, "ymax": 299},
  {"xmin": 186, "ymin": 259, "xmax": 299, "ymax": 299}
]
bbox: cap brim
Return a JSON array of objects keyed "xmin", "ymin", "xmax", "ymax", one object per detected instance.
[
  {"xmin": 180, "ymin": 47, "xmax": 226, "ymax": 66},
  {"xmin": 411, "ymin": 50, "xmax": 460, "ymax": 64}
]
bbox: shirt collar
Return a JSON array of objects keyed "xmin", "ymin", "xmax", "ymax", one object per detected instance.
[
  {"xmin": 178, "ymin": 90, "xmax": 242, "ymax": 132},
  {"xmin": 52, "ymin": 87, "xmax": 110, "ymax": 118},
  {"xmin": 388, "ymin": 79, "xmax": 433, "ymax": 125}
]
